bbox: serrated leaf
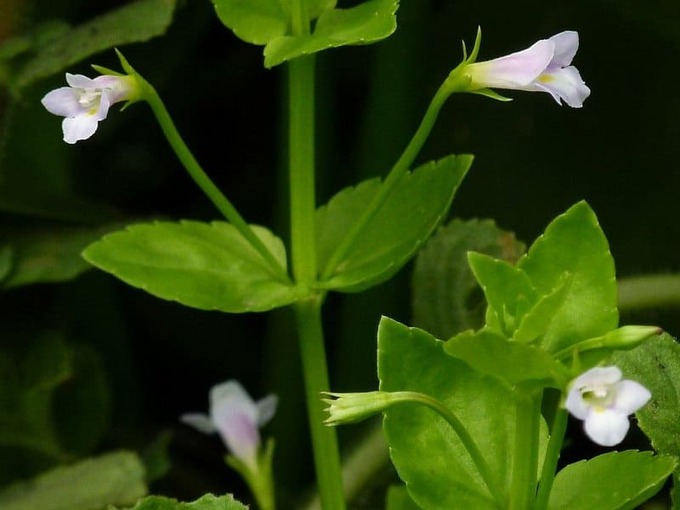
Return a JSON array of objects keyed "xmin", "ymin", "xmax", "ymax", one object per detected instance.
[
  {"xmin": 444, "ymin": 329, "xmax": 570, "ymax": 388},
  {"xmin": 411, "ymin": 218, "xmax": 525, "ymax": 339},
  {"xmin": 612, "ymin": 333, "xmax": 680, "ymax": 456},
  {"xmin": 467, "ymin": 252, "xmax": 537, "ymax": 336},
  {"xmin": 512, "ymin": 276, "xmax": 570, "ymax": 344},
  {"xmin": 114, "ymin": 493, "xmax": 247, "ymax": 510},
  {"xmin": 317, "ymin": 154, "xmax": 472, "ymax": 292},
  {"xmin": 0, "ymin": 451, "xmax": 147, "ymax": 510},
  {"xmin": 378, "ymin": 317, "xmax": 546, "ymax": 509},
  {"xmin": 517, "ymin": 201, "xmax": 618, "ymax": 354},
  {"xmin": 547, "ymin": 450, "xmax": 677, "ymax": 510},
  {"xmin": 83, "ymin": 220, "xmax": 308, "ymax": 313},
  {"xmin": 264, "ymin": 0, "xmax": 399, "ymax": 68},
  {"xmin": 211, "ymin": 0, "xmax": 289, "ymax": 45},
  {"xmin": 11, "ymin": 0, "xmax": 177, "ymax": 91},
  {"xmin": 386, "ymin": 485, "xmax": 422, "ymax": 510}
]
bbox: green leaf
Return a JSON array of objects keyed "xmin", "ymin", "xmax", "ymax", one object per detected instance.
[
  {"xmin": 83, "ymin": 220, "xmax": 308, "ymax": 313},
  {"xmin": 444, "ymin": 329, "xmax": 570, "ymax": 389},
  {"xmin": 0, "ymin": 451, "xmax": 147, "ymax": 510},
  {"xmin": 467, "ymin": 252, "xmax": 537, "ymax": 336},
  {"xmin": 547, "ymin": 451, "xmax": 677, "ymax": 510},
  {"xmin": 612, "ymin": 333, "xmax": 680, "ymax": 456},
  {"xmin": 411, "ymin": 218, "xmax": 525, "ymax": 339},
  {"xmin": 211, "ymin": 0, "xmax": 289, "ymax": 45},
  {"xmin": 317, "ymin": 154, "xmax": 472, "ymax": 292},
  {"xmin": 512, "ymin": 277, "xmax": 570, "ymax": 344},
  {"xmin": 263, "ymin": 0, "xmax": 400, "ymax": 68},
  {"xmin": 378, "ymin": 317, "xmax": 545, "ymax": 509},
  {"xmin": 113, "ymin": 493, "xmax": 248, "ymax": 510},
  {"xmin": 386, "ymin": 485, "xmax": 422, "ymax": 510},
  {"xmin": 10, "ymin": 0, "xmax": 177, "ymax": 91},
  {"xmin": 1, "ymin": 223, "xmax": 125, "ymax": 289},
  {"xmin": 517, "ymin": 201, "xmax": 618, "ymax": 353}
]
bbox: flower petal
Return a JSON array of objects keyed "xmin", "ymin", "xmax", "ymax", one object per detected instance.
[
  {"xmin": 256, "ymin": 394, "xmax": 278, "ymax": 427},
  {"xmin": 41, "ymin": 87, "xmax": 84, "ymax": 117},
  {"xmin": 533, "ymin": 66, "xmax": 591, "ymax": 107},
  {"xmin": 467, "ymin": 39, "xmax": 554, "ymax": 89},
  {"xmin": 548, "ymin": 31, "xmax": 579, "ymax": 67},
  {"xmin": 212, "ymin": 404, "xmax": 261, "ymax": 469},
  {"xmin": 65, "ymin": 73, "xmax": 98, "ymax": 89},
  {"xmin": 571, "ymin": 366, "xmax": 622, "ymax": 389},
  {"xmin": 614, "ymin": 380, "xmax": 651, "ymax": 415},
  {"xmin": 62, "ymin": 115, "xmax": 100, "ymax": 144},
  {"xmin": 584, "ymin": 409, "xmax": 630, "ymax": 446},
  {"xmin": 180, "ymin": 413, "xmax": 217, "ymax": 434},
  {"xmin": 565, "ymin": 386, "xmax": 590, "ymax": 420}
]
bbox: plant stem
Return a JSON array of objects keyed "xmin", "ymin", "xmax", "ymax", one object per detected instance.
[
  {"xmin": 294, "ymin": 297, "xmax": 346, "ymax": 510},
  {"xmin": 618, "ymin": 273, "xmax": 680, "ymax": 311},
  {"xmin": 140, "ymin": 81, "xmax": 290, "ymax": 283},
  {"xmin": 320, "ymin": 82, "xmax": 452, "ymax": 280},
  {"xmin": 509, "ymin": 388, "xmax": 541, "ymax": 510},
  {"xmin": 534, "ymin": 408, "xmax": 568, "ymax": 510}
]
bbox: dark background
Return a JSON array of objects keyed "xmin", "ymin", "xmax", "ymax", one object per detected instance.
[{"xmin": 1, "ymin": 0, "xmax": 679, "ymax": 507}]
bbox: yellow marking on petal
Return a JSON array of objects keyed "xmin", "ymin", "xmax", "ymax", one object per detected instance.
[{"xmin": 538, "ymin": 74, "xmax": 554, "ymax": 83}]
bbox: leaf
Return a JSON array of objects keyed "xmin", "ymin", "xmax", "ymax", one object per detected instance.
[
  {"xmin": 411, "ymin": 218, "xmax": 525, "ymax": 339},
  {"xmin": 512, "ymin": 277, "xmax": 570, "ymax": 344},
  {"xmin": 114, "ymin": 493, "xmax": 248, "ymax": 510},
  {"xmin": 386, "ymin": 485, "xmax": 422, "ymax": 510},
  {"xmin": 317, "ymin": 154, "xmax": 472, "ymax": 292},
  {"xmin": 467, "ymin": 252, "xmax": 537, "ymax": 336},
  {"xmin": 11, "ymin": 0, "xmax": 177, "ymax": 91},
  {"xmin": 211, "ymin": 0, "xmax": 289, "ymax": 45},
  {"xmin": 1, "ymin": 223, "xmax": 125, "ymax": 289},
  {"xmin": 378, "ymin": 317, "xmax": 546, "ymax": 509},
  {"xmin": 444, "ymin": 329, "xmax": 570, "ymax": 389},
  {"xmin": 612, "ymin": 333, "xmax": 680, "ymax": 456},
  {"xmin": 83, "ymin": 220, "xmax": 308, "ymax": 313},
  {"xmin": 264, "ymin": 0, "xmax": 400, "ymax": 68},
  {"xmin": 0, "ymin": 451, "xmax": 147, "ymax": 510},
  {"xmin": 547, "ymin": 450, "xmax": 677, "ymax": 510},
  {"xmin": 517, "ymin": 201, "xmax": 618, "ymax": 353}
]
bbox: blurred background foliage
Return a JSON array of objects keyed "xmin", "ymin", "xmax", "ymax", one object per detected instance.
[{"xmin": 1, "ymin": 0, "xmax": 680, "ymax": 508}]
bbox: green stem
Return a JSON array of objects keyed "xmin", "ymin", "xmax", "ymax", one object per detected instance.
[
  {"xmin": 294, "ymin": 297, "xmax": 346, "ymax": 510},
  {"xmin": 394, "ymin": 391, "xmax": 501, "ymax": 506},
  {"xmin": 534, "ymin": 408, "xmax": 568, "ymax": 510},
  {"xmin": 320, "ymin": 82, "xmax": 452, "ymax": 280},
  {"xmin": 509, "ymin": 388, "xmax": 541, "ymax": 510},
  {"xmin": 288, "ymin": 54, "xmax": 317, "ymax": 285},
  {"xmin": 618, "ymin": 273, "xmax": 680, "ymax": 311},
  {"xmin": 140, "ymin": 80, "xmax": 290, "ymax": 283}
]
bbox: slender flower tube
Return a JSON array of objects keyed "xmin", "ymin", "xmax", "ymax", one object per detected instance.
[
  {"xmin": 565, "ymin": 366, "xmax": 651, "ymax": 446},
  {"xmin": 446, "ymin": 29, "xmax": 590, "ymax": 108},
  {"xmin": 181, "ymin": 380, "xmax": 278, "ymax": 471},
  {"xmin": 41, "ymin": 72, "xmax": 139, "ymax": 143}
]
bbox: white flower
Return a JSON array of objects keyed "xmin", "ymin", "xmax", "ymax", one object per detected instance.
[
  {"xmin": 41, "ymin": 73, "xmax": 136, "ymax": 144},
  {"xmin": 565, "ymin": 366, "xmax": 651, "ymax": 446},
  {"xmin": 181, "ymin": 380, "xmax": 278, "ymax": 471},
  {"xmin": 463, "ymin": 31, "xmax": 590, "ymax": 107}
]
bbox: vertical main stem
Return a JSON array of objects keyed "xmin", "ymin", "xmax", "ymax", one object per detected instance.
[
  {"xmin": 294, "ymin": 297, "xmax": 346, "ymax": 510},
  {"xmin": 509, "ymin": 388, "xmax": 541, "ymax": 510},
  {"xmin": 534, "ymin": 408, "xmax": 568, "ymax": 510}
]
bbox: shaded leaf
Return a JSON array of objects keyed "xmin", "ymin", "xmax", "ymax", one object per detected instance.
[
  {"xmin": 547, "ymin": 450, "xmax": 677, "ymax": 510},
  {"xmin": 386, "ymin": 485, "xmax": 422, "ymax": 510},
  {"xmin": 0, "ymin": 451, "xmax": 147, "ymax": 510},
  {"xmin": 83, "ymin": 220, "xmax": 307, "ymax": 313},
  {"xmin": 411, "ymin": 218, "xmax": 525, "ymax": 339},
  {"xmin": 211, "ymin": 0, "xmax": 289, "ymax": 45},
  {"xmin": 114, "ymin": 493, "xmax": 248, "ymax": 510},
  {"xmin": 317, "ymin": 154, "xmax": 472, "ymax": 292}
]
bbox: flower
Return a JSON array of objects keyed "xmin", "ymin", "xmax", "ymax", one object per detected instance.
[
  {"xmin": 565, "ymin": 366, "xmax": 651, "ymax": 446},
  {"xmin": 41, "ymin": 73, "xmax": 137, "ymax": 144},
  {"xmin": 450, "ymin": 29, "xmax": 590, "ymax": 107},
  {"xmin": 181, "ymin": 380, "xmax": 277, "ymax": 471}
]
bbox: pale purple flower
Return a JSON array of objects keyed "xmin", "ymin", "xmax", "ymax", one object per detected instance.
[
  {"xmin": 41, "ymin": 73, "xmax": 136, "ymax": 144},
  {"xmin": 181, "ymin": 380, "xmax": 277, "ymax": 471},
  {"xmin": 464, "ymin": 31, "xmax": 590, "ymax": 107},
  {"xmin": 565, "ymin": 366, "xmax": 650, "ymax": 446}
]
